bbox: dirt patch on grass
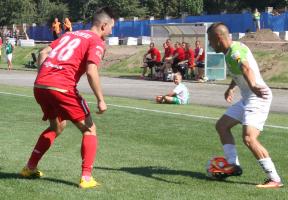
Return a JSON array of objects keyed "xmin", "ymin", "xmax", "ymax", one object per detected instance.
[
  {"xmin": 240, "ymin": 29, "xmax": 288, "ymax": 80},
  {"xmin": 240, "ymin": 29, "xmax": 288, "ymax": 52}
]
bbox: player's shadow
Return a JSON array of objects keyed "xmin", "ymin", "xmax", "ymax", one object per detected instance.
[
  {"xmin": 95, "ymin": 166, "xmax": 257, "ymax": 186},
  {"xmin": 0, "ymin": 171, "xmax": 78, "ymax": 187},
  {"xmin": 95, "ymin": 166, "xmax": 207, "ymax": 184}
]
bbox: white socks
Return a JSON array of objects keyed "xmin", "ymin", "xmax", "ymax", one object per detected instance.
[
  {"xmin": 258, "ymin": 157, "xmax": 281, "ymax": 182},
  {"xmin": 223, "ymin": 145, "xmax": 281, "ymax": 182},
  {"xmin": 223, "ymin": 144, "xmax": 240, "ymax": 165}
]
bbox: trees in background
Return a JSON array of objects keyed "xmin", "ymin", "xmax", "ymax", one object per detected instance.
[
  {"xmin": 0, "ymin": 0, "xmax": 36, "ymax": 25},
  {"xmin": 0, "ymin": 0, "xmax": 286, "ymax": 26},
  {"xmin": 204, "ymin": 0, "xmax": 287, "ymax": 14}
]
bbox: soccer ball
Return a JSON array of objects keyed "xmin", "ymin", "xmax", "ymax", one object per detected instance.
[
  {"xmin": 206, "ymin": 156, "xmax": 229, "ymax": 178},
  {"xmin": 155, "ymin": 95, "xmax": 163, "ymax": 103},
  {"xmin": 202, "ymin": 76, "xmax": 208, "ymax": 82}
]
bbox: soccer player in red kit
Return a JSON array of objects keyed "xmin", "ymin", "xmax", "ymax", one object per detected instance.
[{"xmin": 20, "ymin": 7, "xmax": 115, "ymax": 189}]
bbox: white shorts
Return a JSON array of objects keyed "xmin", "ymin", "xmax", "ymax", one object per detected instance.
[
  {"xmin": 6, "ymin": 53, "xmax": 12, "ymax": 62},
  {"xmin": 225, "ymin": 97, "xmax": 272, "ymax": 131}
]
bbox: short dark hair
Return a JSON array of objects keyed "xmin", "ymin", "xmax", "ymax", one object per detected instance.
[{"xmin": 92, "ymin": 7, "xmax": 115, "ymax": 26}]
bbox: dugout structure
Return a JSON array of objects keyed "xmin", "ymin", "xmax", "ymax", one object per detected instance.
[{"xmin": 151, "ymin": 23, "xmax": 226, "ymax": 80}]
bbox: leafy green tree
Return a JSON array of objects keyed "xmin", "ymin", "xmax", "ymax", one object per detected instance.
[
  {"xmin": 35, "ymin": 0, "xmax": 69, "ymax": 25},
  {"xmin": 101, "ymin": 0, "xmax": 147, "ymax": 18},
  {"xmin": 140, "ymin": 0, "xmax": 164, "ymax": 18},
  {"xmin": 0, "ymin": 0, "xmax": 36, "ymax": 26},
  {"xmin": 181, "ymin": 0, "xmax": 203, "ymax": 15}
]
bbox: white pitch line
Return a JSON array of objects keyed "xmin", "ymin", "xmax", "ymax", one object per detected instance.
[{"xmin": 0, "ymin": 91, "xmax": 288, "ymax": 130}]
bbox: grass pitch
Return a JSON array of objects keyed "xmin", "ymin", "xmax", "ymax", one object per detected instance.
[{"xmin": 0, "ymin": 85, "xmax": 287, "ymax": 200}]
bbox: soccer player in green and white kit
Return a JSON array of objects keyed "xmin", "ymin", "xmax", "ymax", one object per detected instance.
[{"xmin": 207, "ymin": 22, "xmax": 282, "ymax": 188}]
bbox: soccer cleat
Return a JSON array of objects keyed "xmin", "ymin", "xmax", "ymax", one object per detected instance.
[
  {"xmin": 20, "ymin": 166, "xmax": 43, "ymax": 178},
  {"xmin": 256, "ymin": 179, "xmax": 283, "ymax": 189},
  {"xmin": 210, "ymin": 164, "xmax": 243, "ymax": 179},
  {"xmin": 79, "ymin": 177, "xmax": 100, "ymax": 189}
]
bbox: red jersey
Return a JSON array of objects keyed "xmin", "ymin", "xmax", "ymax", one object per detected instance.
[
  {"xmin": 195, "ymin": 47, "xmax": 205, "ymax": 62},
  {"xmin": 0, "ymin": 37, "xmax": 2, "ymax": 46},
  {"xmin": 147, "ymin": 47, "xmax": 161, "ymax": 62},
  {"xmin": 35, "ymin": 30, "xmax": 105, "ymax": 91},
  {"xmin": 164, "ymin": 46, "xmax": 174, "ymax": 58},
  {"xmin": 174, "ymin": 47, "xmax": 185, "ymax": 61},
  {"xmin": 185, "ymin": 48, "xmax": 195, "ymax": 66}
]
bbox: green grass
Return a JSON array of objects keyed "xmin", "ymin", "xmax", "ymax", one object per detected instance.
[
  {"xmin": 0, "ymin": 84, "xmax": 287, "ymax": 200},
  {"xmin": 0, "ymin": 45, "xmax": 46, "ymax": 70}
]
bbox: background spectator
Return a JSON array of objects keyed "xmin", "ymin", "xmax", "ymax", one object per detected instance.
[
  {"xmin": 253, "ymin": 8, "xmax": 261, "ymax": 30},
  {"xmin": 0, "ymin": 36, "xmax": 2, "ymax": 62},
  {"xmin": 184, "ymin": 43, "xmax": 195, "ymax": 79},
  {"xmin": 141, "ymin": 42, "xmax": 161, "ymax": 79},
  {"xmin": 64, "ymin": 17, "xmax": 72, "ymax": 32},
  {"xmin": 5, "ymin": 38, "xmax": 14, "ymax": 70},
  {"xmin": 52, "ymin": 17, "xmax": 62, "ymax": 40},
  {"xmin": 172, "ymin": 42, "xmax": 185, "ymax": 73},
  {"xmin": 161, "ymin": 39, "xmax": 174, "ymax": 79},
  {"xmin": 194, "ymin": 40, "xmax": 205, "ymax": 82}
]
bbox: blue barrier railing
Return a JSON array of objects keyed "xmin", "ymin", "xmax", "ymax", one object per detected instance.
[{"xmin": 28, "ymin": 12, "xmax": 288, "ymax": 41}]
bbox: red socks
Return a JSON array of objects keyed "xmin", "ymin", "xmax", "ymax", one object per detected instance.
[
  {"xmin": 27, "ymin": 128, "xmax": 57, "ymax": 170},
  {"xmin": 26, "ymin": 129, "xmax": 98, "ymax": 177},
  {"xmin": 81, "ymin": 135, "xmax": 98, "ymax": 177}
]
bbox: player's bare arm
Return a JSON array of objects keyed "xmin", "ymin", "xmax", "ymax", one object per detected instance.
[
  {"xmin": 241, "ymin": 61, "xmax": 269, "ymax": 99},
  {"xmin": 225, "ymin": 80, "xmax": 236, "ymax": 103},
  {"xmin": 166, "ymin": 91, "xmax": 176, "ymax": 97},
  {"xmin": 86, "ymin": 61, "xmax": 107, "ymax": 114},
  {"xmin": 37, "ymin": 46, "xmax": 52, "ymax": 70}
]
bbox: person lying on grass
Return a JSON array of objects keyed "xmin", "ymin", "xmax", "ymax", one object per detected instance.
[{"xmin": 156, "ymin": 72, "xmax": 189, "ymax": 104}]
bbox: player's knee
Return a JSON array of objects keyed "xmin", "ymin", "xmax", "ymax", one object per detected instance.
[
  {"xmin": 243, "ymin": 135, "xmax": 255, "ymax": 147},
  {"xmin": 83, "ymin": 123, "xmax": 96, "ymax": 136},
  {"xmin": 215, "ymin": 120, "xmax": 226, "ymax": 133},
  {"xmin": 50, "ymin": 120, "xmax": 66, "ymax": 136}
]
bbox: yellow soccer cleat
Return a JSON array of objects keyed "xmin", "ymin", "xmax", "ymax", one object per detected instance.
[
  {"xmin": 79, "ymin": 177, "xmax": 100, "ymax": 189},
  {"xmin": 20, "ymin": 166, "xmax": 43, "ymax": 178}
]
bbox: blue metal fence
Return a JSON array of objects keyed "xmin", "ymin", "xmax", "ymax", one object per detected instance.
[{"xmin": 28, "ymin": 12, "xmax": 288, "ymax": 41}]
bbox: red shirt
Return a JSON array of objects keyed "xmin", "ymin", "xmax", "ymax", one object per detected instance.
[
  {"xmin": 0, "ymin": 37, "xmax": 2, "ymax": 46},
  {"xmin": 148, "ymin": 47, "xmax": 161, "ymax": 62},
  {"xmin": 195, "ymin": 47, "xmax": 205, "ymax": 62},
  {"xmin": 174, "ymin": 47, "xmax": 185, "ymax": 61},
  {"xmin": 35, "ymin": 30, "xmax": 105, "ymax": 91},
  {"xmin": 164, "ymin": 46, "xmax": 174, "ymax": 58},
  {"xmin": 185, "ymin": 48, "xmax": 195, "ymax": 66}
]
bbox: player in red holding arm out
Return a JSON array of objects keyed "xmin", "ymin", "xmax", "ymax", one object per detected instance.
[{"xmin": 20, "ymin": 7, "xmax": 115, "ymax": 189}]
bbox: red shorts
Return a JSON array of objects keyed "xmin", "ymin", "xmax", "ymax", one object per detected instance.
[{"xmin": 34, "ymin": 87, "xmax": 90, "ymax": 122}]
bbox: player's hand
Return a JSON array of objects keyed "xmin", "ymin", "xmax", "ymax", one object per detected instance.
[
  {"xmin": 96, "ymin": 101, "xmax": 107, "ymax": 114},
  {"xmin": 224, "ymin": 89, "xmax": 233, "ymax": 103},
  {"xmin": 251, "ymin": 85, "xmax": 270, "ymax": 99}
]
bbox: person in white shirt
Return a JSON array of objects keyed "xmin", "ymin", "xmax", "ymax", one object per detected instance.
[
  {"xmin": 207, "ymin": 22, "xmax": 282, "ymax": 189},
  {"xmin": 156, "ymin": 72, "xmax": 189, "ymax": 104}
]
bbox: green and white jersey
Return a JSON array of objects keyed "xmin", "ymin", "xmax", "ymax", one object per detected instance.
[
  {"xmin": 225, "ymin": 41, "xmax": 270, "ymax": 100},
  {"xmin": 5, "ymin": 42, "xmax": 13, "ymax": 54},
  {"xmin": 173, "ymin": 83, "xmax": 189, "ymax": 104}
]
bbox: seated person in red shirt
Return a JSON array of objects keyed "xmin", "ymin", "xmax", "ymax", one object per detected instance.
[
  {"xmin": 141, "ymin": 42, "xmax": 161, "ymax": 78},
  {"xmin": 177, "ymin": 42, "xmax": 195, "ymax": 79},
  {"xmin": 184, "ymin": 43, "xmax": 195, "ymax": 79},
  {"xmin": 161, "ymin": 39, "xmax": 174, "ymax": 71},
  {"xmin": 194, "ymin": 40, "xmax": 205, "ymax": 81},
  {"xmin": 172, "ymin": 42, "xmax": 185, "ymax": 73}
]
